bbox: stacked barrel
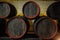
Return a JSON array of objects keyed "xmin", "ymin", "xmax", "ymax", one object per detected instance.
[
  {"xmin": 0, "ymin": 2, "xmax": 17, "ymax": 38},
  {"xmin": 22, "ymin": 1, "xmax": 58, "ymax": 40},
  {"xmin": 22, "ymin": 1, "xmax": 40, "ymax": 19},
  {"xmin": 0, "ymin": 1, "xmax": 60, "ymax": 40},
  {"xmin": 46, "ymin": 1, "xmax": 60, "ymax": 40},
  {"xmin": 6, "ymin": 16, "xmax": 30, "ymax": 38},
  {"xmin": 0, "ymin": 2, "xmax": 29, "ymax": 39}
]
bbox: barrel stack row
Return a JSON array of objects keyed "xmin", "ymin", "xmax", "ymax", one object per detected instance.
[{"xmin": 0, "ymin": 1, "xmax": 60, "ymax": 40}]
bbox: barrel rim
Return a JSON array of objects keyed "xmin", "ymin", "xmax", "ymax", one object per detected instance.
[
  {"xmin": 5, "ymin": 16, "xmax": 27, "ymax": 38},
  {"xmin": 47, "ymin": 1, "xmax": 60, "ymax": 19},
  {"xmin": 34, "ymin": 17, "xmax": 57, "ymax": 39},
  {"xmin": 0, "ymin": 2, "xmax": 10, "ymax": 18},
  {"xmin": 22, "ymin": 1, "xmax": 40, "ymax": 19}
]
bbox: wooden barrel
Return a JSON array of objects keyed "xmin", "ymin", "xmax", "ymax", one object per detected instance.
[
  {"xmin": 0, "ymin": 2, "xmax": 17, "ymax": 19},
  {"xmin": 22, "ymin": 1, "xmax": 40, "ymax": 19},
  {"xmin": 6, "ymin": 16, "xmax": 29, "ymax": 38},
  {"xmin": 33, "ymin": 16, "xmax": 57, "ymax": 39},
  {"xmin": 47, "ymin": 1, "xmax": 60, "ymax": 19}
]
